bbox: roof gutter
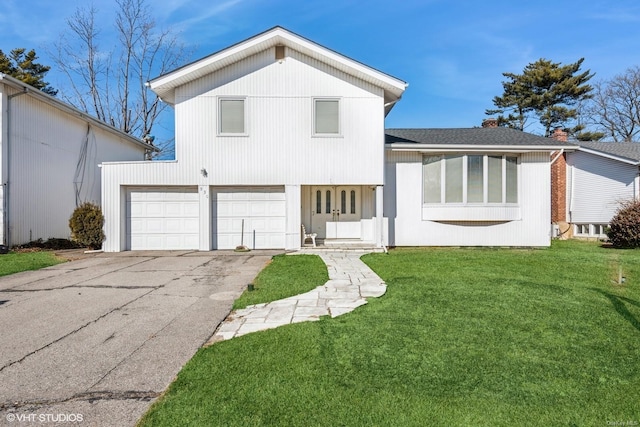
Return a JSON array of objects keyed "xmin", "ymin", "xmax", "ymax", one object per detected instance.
[{"xmin": 385, "ymin": 143, "xmax": 578, "ymax": 153}]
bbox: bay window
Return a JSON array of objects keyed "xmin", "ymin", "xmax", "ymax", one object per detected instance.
[{"xmin": 423, "ymin": 154, "xmax": 519, "ymax": 205}]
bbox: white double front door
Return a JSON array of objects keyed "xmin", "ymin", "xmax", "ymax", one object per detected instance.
[{"xmin": 310, "ymin": 186, "xmax": 361, "ymax": 238}]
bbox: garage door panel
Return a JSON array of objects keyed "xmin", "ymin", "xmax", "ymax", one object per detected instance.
[
  {"xmin": 165, "ymin": 219, "xmax": 185, "ymax": 233},
  {"xmin": 164, "ymin": 203, "xmax": 184, "ymax": 217},
  {"xmin": 146, "ymin": 203, "xmax": 165, "ymax": 216},
  {"xmin": 253, "ymin": 234, "xmax": 286, "ymax": 248},
  {"xmin": 126, "ymin": 188, "xmax": 199, "ymax": 250},
  {"xmin": 269, "ymin": 217, "xmax": 286, "ymax": 230},
  {"xmin": 128, "ymin": 218, "xmax": 146, "ymax": 233},
  {"xmin": 216, "ymin": 192, "xmax": 234, "ymax": 201},
  {"xmin": 249, "ymin": 218, "xmax": 266, "ymax": 231},
  {"xmin": 213, "ymin": 187, "xmax": 286, "ymax": 250},
  {"xmin": 145, "ymin": 219, "xmax": 165, "ymax": 233},
  {"xmin": 249, "ymin": 203, "xmax": 267, "ymax": 216},
  {"xmin": 216, "ymin": 234, "xmax": 238, "ymax": 249},
  {"xmin": 129, "ymin": 203, "xmax": 145, "ymax": 216},
  {"xmin": 183, "ymin": 203, "xmax": 199, "ymax": 216},
  {"xmin": 216, "ymin": 203, "xmax": 232, "ymax": 216},
  {"xmin": 216, "ymin": 218, "xmax": 233, "ymax": 233},
  {"xmin": 183, "ymin": 218, "xmax": 199, "ymax": 233},
  {"xmin": 231, "ymin": 203, "xmax": 251, "ymax": 216}
]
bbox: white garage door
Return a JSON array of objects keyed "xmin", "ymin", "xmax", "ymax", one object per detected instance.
[
  {"xmin": 127, "ymin": 188, "xmax": 199, "ymax": 250},
  {"xmin": 213, "ymin": 187, "xmax": 286, "ymax": 250}
]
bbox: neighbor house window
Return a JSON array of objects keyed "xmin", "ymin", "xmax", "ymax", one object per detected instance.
[
  {"xmin": 314, "ymin": 98, "xmax": 340, "ymax": 135},
  {"xmin": 575, "ymin": 223, "xmax": 608, "ymax": 237},
  {"xmin": 423, "ymin": 154, "xmax": 519, "ymax": 204},
  {"xmin": 219, "ymin": 98, "xmax": 246, "ymax": 134}
]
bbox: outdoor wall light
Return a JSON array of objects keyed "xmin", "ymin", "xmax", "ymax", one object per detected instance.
[{"xmin": 201, "ymin": 168, "xmax": 208, "ymax": 177}]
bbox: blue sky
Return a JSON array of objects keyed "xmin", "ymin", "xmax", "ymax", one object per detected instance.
[{"xmin": 3, "ymin": 0, "xmax": 640, "ymax": 135}]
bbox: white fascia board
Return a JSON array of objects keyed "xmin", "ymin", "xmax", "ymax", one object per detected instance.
[
  {"xmin": 280, "ymin": 30, "xmax": 408, "ymax": 95},
  {"xmin": 0, "ymin": 73, "xmax": 156, "ymax": 152},
  {"xmin": 576, "ymin": 146, "xmax": 639, "ymax": 165},
  {"xmin": 386, "ymin": 144, "xmax": 578, "ymax": 153},
  {"xmin": 149, "ymin": 27, "xmax": 408, "ymax": 102},
  {"xmin": 149, "ymin": 31, "xmax": 278, "ymax": 90}
]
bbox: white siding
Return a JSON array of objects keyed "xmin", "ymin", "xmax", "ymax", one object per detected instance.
[
  {"xmin": 173, "ymin": 47, "xmax": 385, "ymax": 185},
  {"xmin": 567, "ymin": 151, "xmax": 638, "ymax": 224},
  {"xmin": 1, "ymin": 83, "xmax": 146, "ymax": 246},
  {"xmin": 385, "ymin": 151, "xmax": 552, "ymax": 247}
]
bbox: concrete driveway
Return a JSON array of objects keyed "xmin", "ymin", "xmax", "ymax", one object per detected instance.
[{"xmin": 0, "ymin": 250, "xmax": 279, "ymax": 426}]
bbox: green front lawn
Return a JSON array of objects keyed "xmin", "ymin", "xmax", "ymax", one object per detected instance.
[
  {"xmin": 139, "ymin": 241, "xmax": 640, "ymax": 426},
  {"xmin": 0, "ymin": 251, "xmax": 64, "ymax": 277},
  {"xmin": 233, "ymin": 254, "xmax": 328, "ymax": 309}
]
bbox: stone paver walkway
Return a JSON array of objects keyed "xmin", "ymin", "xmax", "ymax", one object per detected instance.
[{"xmin": 210, "ymin": 251, "xmax": 386, "ymax": 342}]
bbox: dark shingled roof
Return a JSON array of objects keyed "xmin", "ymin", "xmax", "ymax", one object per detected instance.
[
  {"xmin": 385, "ymin": 127, "xmax": 577, "ymax": 147},
  {"xmin": 577, "ymin": 141, "xmax": 640, "ymax": 163}
]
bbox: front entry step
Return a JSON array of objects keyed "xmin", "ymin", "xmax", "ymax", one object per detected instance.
[
  {"xmin": 323, "ymin": 239, "xmax": 371, "ymax": 246},
  {"xmin": 299, "ymin": 238, "xmax": 385, "ymax": 252}
]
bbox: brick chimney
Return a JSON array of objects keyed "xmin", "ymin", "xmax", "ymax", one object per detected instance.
[
  {"xmin": 482, "ymin": 118, "xmax": 498, "ymax": 128},
  {"xmin": 550, "ymin": 128, "xmax": 568, "ymax": 236},
  {"xmin": 552, "ymin": 128, "xmax": 568, "ymax": 142}
]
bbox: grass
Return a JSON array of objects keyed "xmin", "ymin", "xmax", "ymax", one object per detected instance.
[
  {"xmin": 0, "ymin": 251, "xmax": 65, "ymax": 277},
  {"xmin": 232, "ymin": 254, "xmax": 328, "ymax": 309},
  {"xmin": 139, "ymin": 240, "xmax": 640, "ymax": 426}
]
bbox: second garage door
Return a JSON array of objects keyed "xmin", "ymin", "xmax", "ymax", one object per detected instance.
[{"xmin": 213, "ymin": 187, "xmax": 286, "ymax": 249}]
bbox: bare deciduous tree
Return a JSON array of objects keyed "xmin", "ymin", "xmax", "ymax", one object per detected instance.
[
  {"xmin": 581, "ymin": 66, "xmax": 640, "ymax": 142},
  {"xmin": 52, "ymin": 0, "xmax": 189, "ymax": 157}
]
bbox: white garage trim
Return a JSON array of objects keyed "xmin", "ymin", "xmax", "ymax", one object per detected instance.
[
  {"xmin": 126, "ymin": 187, "xmax": 199, "ymax": 250},
  {"xmin": 212, "ymin": 187, "xmax": 286, "ymax": 249}
]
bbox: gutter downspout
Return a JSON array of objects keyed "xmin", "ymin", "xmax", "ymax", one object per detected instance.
[
  {"xmin": 550, "ymin": 149, "xmax": 564, "ymax": 165},
  {"xmin": 4, "ymin": 86, "xmax": 29, "ymax": 247},
  {"xmin": 568, "ymin": 164, "xmax": 575, "ymax": 224}
]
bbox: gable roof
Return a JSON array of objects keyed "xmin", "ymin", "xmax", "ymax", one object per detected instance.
[
  {"xmin": 575, "ymin": 141, "xmax": 640, "ymax": 165},
  {"xmin": 148, "ymin": 26, "xmax": 408, "ymax": 113},
  {"xmin": 385, "ymin": 128, "xmax": 578, "ymax": 152},
  {"xmin": 0, "ymin": 73, "xmax": 156, "ymax": 153}
]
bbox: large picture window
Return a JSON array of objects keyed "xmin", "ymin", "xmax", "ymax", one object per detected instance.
[
  {"xmin": 423, "ymin": 154, "xmax": 518, "ymax": 204},
  {"xmin": 314, "ymin": 98, "xmax": 340, "ymax": 135},
  {"xmin": 219, "ymin": 98, "xmax": 246, "ymax": 134}
]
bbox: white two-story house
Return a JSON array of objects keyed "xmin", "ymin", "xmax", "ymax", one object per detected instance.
[
  {"xmin": 101, "ymin": 27, "xmax": 572, "ymax": 251},
  {"xmin": 101, "ymin": 26, "xmax": 407, "ymax": 251}
]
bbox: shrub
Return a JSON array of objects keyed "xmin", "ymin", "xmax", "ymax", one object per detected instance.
[
  {"xmin": 607, "ymin": 199, "xmax": 640, "ymax": 248},
  {"xmin": 69, "ymin": 202, "xmax": 105, "ymax": 250}
]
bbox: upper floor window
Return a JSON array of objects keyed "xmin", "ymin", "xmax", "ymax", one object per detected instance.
[
  {"xmin": 423, "ymin": 154, "xmax": 518, "ymax": 205},
  {"xmin": 219, "ymin": 97, "xmax": 246, "ymax": 135},
  {"xmin": 314, "ymin": 98, "xmax": 340, "ymax": 135}
]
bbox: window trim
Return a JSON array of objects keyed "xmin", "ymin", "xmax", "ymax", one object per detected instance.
[
  {"xmin": 313, "ymin": 97, "xmax": 341, "ymax": 137},
  {"xmin": 218, "ymin": 96, "xmax": 248, "ymax": 136}
]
